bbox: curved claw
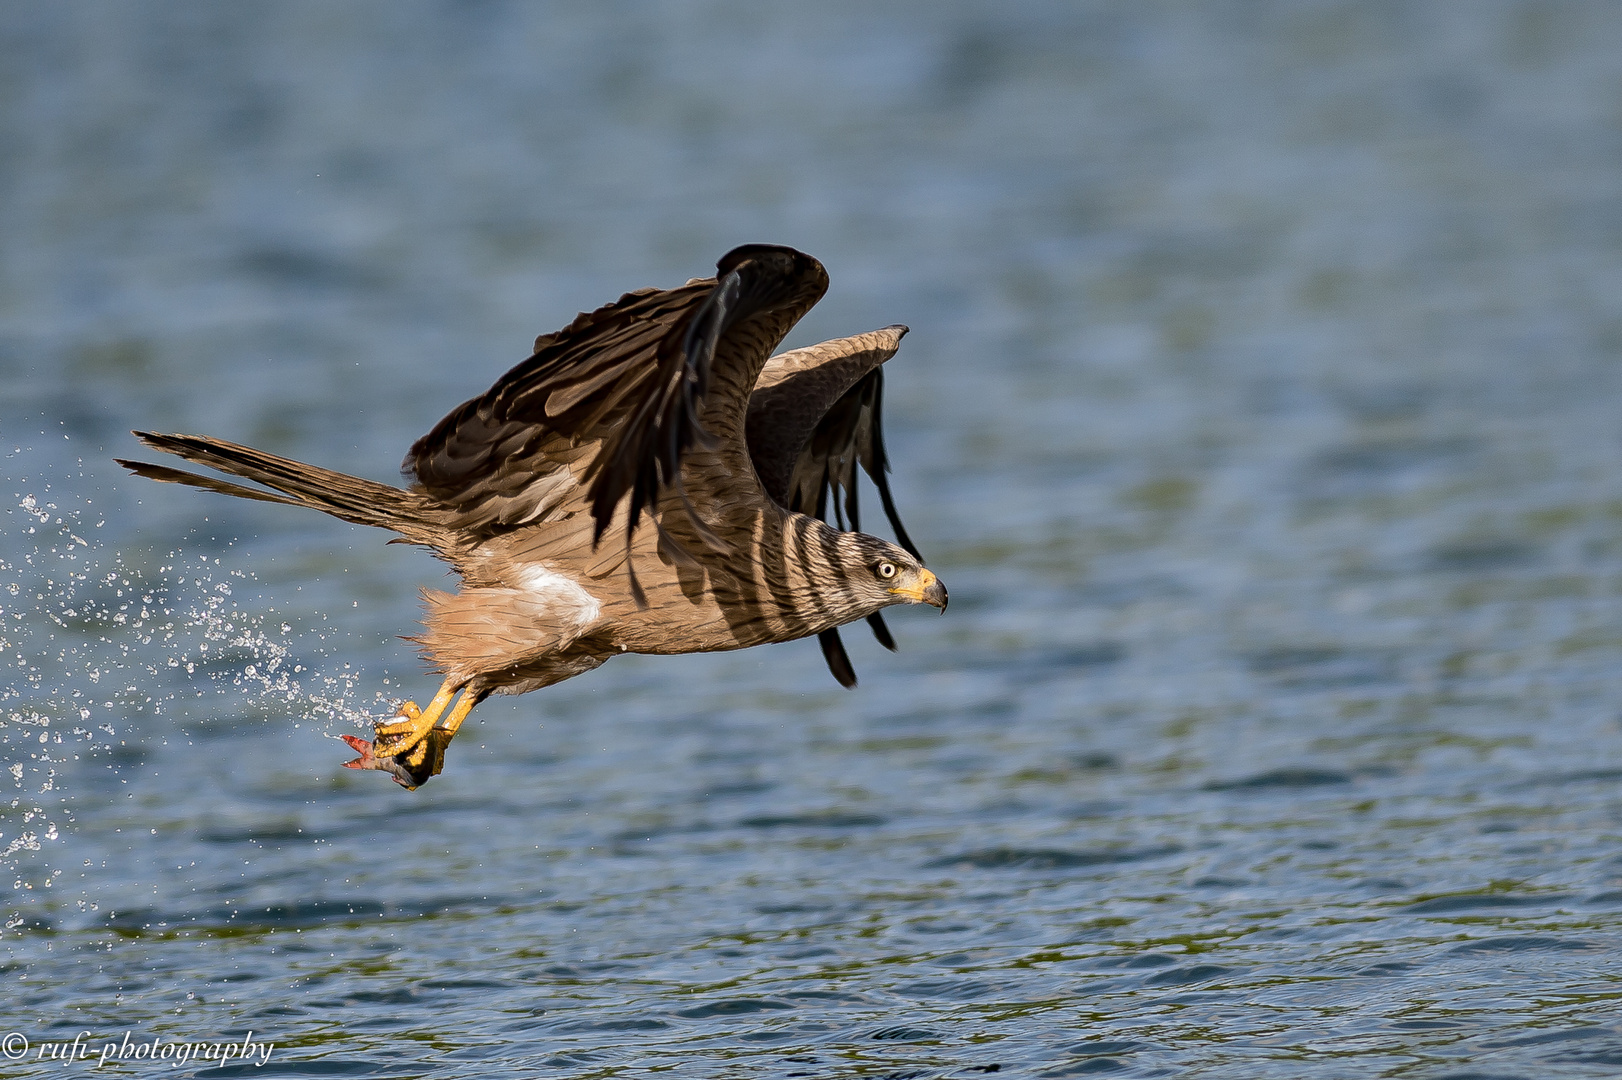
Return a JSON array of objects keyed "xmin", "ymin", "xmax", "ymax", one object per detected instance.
[
  {"xmin": 372, "ymin": 714, "xmax": 434, "ymax": 760},
  {"xmin": 336, "ymin": 683, "xmax": 481, "ymax": 791},
  {"xmin": 340, "ymin": 733, "xmax": 437, "ymax": 790},
  {"xmin": 369, "ymin": 683, "xmax": 457, "ymax": 759}
]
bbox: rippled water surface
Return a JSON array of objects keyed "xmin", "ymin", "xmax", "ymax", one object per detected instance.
[{"xmin": 7, "ymin": 3, "xmax": 1622, "ymax": 1077}]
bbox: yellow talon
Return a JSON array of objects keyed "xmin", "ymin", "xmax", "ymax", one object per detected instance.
[
  {"xmin": 343, "ymin": 680, "xmax": 488, "ymax": 788},
  {"xmin": 371, "ymin": 679, "xmax": 457, "ymax": 758},
  {"xmin": 393, "ymin": 689, "xmax": 481, "ymax": 782}
]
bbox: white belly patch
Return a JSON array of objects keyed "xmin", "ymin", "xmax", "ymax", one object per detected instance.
[{"xmin": 518, "ymin": 564, "xmax": 602, "ymax": 630}]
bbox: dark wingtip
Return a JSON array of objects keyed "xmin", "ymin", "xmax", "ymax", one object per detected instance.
[
  {"xmin": 866, "ymin": 612, "xmax": 898, "ymax": 652},
  {"xmin": 627, "ymin": 556, "xmax": 649, "ymax": 610},
  {"xmin": 715, "ymin": 243, "xmax": 818, "ymax": 278},
  {"xmin": 818, "ymin": 628, "xmax": 858, "ymax": 689}
]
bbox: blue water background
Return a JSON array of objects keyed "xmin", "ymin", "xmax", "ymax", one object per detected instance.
[{"xmin": 6, "ymin": 3, "xmax": 1622, "ymax": 1076}]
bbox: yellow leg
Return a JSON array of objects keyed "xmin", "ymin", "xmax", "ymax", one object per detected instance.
[
  {"xmin": 372, "ymin": 678, "xmax": 457, "ymax": 758},
  {"xmin": 406, "ymin": 688, "xmax": 487, "ymax": 782},
  {"xmin": 433, "ymin": 688, "xmax": 482, "ymax": 739}
]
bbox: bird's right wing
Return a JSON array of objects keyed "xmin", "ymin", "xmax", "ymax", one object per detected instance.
[
  {"xmin": 746, "ymin": 325, "xmax": 918, "ymax": 557},
  {"xmin": 744, "ymin": 326, "xmax": 922, "ymax": 687}
]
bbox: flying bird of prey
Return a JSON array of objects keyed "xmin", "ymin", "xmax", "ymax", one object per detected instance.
[{"xmin": 119, "ymin": 245, "xmax": 945, "ymax": 789}]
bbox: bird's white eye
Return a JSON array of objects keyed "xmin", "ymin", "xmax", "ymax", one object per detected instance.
[{"xmin": 876, "ymin": 561, "xmax": 897, "ymax": 580}]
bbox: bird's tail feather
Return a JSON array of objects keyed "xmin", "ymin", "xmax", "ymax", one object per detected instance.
[{"xmin": 117, "ymin": 431, "xmax": 438, "ymax": 542}]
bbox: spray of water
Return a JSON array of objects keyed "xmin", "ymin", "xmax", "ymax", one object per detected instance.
[{"xmin": 1, "ymin": 466, "xmax": 398, "ymax": 934}]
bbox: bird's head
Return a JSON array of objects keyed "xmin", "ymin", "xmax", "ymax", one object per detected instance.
[{"xmin": 839, "ymin": 533, "xmax": 948, "ymax": 614}]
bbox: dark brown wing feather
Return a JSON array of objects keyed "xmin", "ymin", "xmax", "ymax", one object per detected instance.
[
  {"xmin": 788, "ymin": 368, "xmax": 919, "ymax": 559},
  {"xmin": 818, "ymin": 628, "xmax": 859, "ymax": 689},
  {"xmin": 746, "ymin": 326, "xmax": 918, "ymax": 559},
  {"xmin": 404, "ymin": 245, "xmax": 828, "ymax": 563}
]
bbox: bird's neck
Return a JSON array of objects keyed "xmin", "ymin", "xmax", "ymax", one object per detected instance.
[{"xmin": 769, "ymin": 513, "xmax": 874, "ymax": 635}]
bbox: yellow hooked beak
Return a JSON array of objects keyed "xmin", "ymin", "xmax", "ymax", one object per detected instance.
[{"xmin": 890, "ymin": 567, "xmax": 948, "ymax": 610}]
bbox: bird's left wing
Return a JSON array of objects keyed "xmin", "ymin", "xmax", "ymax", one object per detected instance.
[
  {"xmin": 745, "ymin": 326, "xmax": 923, "ymax": 687},
  {"xmin": 404, "ymin": 246, "xmax": 828, "ymax": 574}
]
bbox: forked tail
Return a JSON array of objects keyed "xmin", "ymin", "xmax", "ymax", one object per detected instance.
[{"xmin": 117, "ymin": 431, "xmax": 440, "ymax": 545}]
